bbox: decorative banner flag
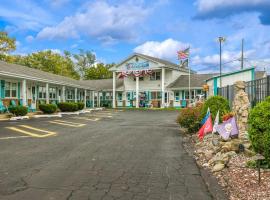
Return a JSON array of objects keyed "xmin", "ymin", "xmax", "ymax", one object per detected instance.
[
  {"xmin": 177, "ymin": 47, "xmax": 190, "ymax": 60},
  {"xmin": 133, "ymin": 70, "xmax": 141, "ymax": 77},
  {"xmin": 198, "ymin": 114, "xmax": 213, "ymax": 140},
  {"xmin": 216, "ymin": 117, "xmax": 239, "ymax": 140},
  {"xmin": 201, "ymin": 107, "xmax": 210, "ymax": 125},
  {"xmin": 212, "ymin": 110, "xmax": 219, "ymax": 134}
]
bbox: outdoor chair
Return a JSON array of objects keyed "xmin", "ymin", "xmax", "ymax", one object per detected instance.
[
  {"xmin": 19, "ymin": 100, "xmax": 35, "ymax": 112},
  {"xmin": 0, "ymin": 100, "xmax": 8, "ymax": 113},
  {"xmin": 181, "ymin": 100, "xmax": 187, "ymax": 108}
]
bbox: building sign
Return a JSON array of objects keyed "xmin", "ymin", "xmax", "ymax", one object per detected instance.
[{"xmin": 126, "ymin": 61, "xmax": 150, "ymax": 71}]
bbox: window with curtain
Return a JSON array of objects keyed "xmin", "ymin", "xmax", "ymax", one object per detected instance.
[
  {"xmin": 174, "ymin": 91, "xmax": 180, "ymax": 101},
  {"xmin": 5, "ymin": 82, "xmax": 17, "ymax": 98},
  {"xmin": 150, "ymin": 72, "xmax": 161, "ymax": 80}
]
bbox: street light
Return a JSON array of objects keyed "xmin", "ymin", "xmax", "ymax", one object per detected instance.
[{"xmin": 218, "ymin": 37, "xmax": 226, "ymax": 89}]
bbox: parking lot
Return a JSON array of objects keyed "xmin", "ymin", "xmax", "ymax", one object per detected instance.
[{"xmin": 0, "ymin": 110, "xmax": 212, "ymax": 200}]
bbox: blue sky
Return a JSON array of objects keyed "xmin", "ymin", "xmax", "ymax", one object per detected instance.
[{"xmin": 1, "ymin": 0, "xmax": 270, "ymax": 73}]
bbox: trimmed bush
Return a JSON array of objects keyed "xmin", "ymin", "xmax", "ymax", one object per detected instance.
[
  {"xmin": 248, "ymin": 99, "xmax": 270, "ymax": 167},
  {"xmin": 9, "ymin": 106, "xmax": 28, "ymax": 116},
  {"xmin": 177, "ymin": 103, "xmax": 203, "ymax": 133},
  {"xmin": 200, "ymin": 96, "xmax": 230, "ymax": 122},
  {"xmin": 57, "ymin": 102, "xmax": 79, "ymax": 112},
  {"xmin": 77, "ymin": 102, "xmax": 85, "ymax": 110},
  {"xmin": 39, "ymin": 104, "xmax": 57, "ymax": 114}
]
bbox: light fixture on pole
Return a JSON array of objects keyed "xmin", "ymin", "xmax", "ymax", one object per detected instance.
[{"xmin": 218, "ymin": 37, "xmax": 226, "ymax": 89}]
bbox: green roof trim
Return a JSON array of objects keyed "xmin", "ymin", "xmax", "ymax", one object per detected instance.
[{"xmin": 205, "ymin": 67, "xmax": 255, "ymax": 82}]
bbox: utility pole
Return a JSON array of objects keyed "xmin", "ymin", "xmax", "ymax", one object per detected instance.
[
  {"xmin": 218, "ymin": 37, "xmax": 226, "ymax": 89},
  {"xmin": 241, "ymin": 39, "xmax": 244, "ymax": 70}
]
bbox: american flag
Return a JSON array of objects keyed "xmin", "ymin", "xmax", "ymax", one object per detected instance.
[{"xmin": 177, "ymin": 47, "xmax": 190, "ymax": 60}]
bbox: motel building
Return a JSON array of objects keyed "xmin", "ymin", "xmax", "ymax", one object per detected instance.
[
  {"xmin": 0, "ymin": 53, "xmax": 266, "ymax": 111},
  {"xmin": 0, "ymin": 61, "xmax": 95, "ymax": 111}
]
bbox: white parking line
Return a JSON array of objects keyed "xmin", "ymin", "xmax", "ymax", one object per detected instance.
[{"xmin": 0, "ymin": 136, "xmax": 31, "ymax": 140}]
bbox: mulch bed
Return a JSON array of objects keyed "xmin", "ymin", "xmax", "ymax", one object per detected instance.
[{"xmin": 183, "ymin": 134, "xmax": 270, "ymax": 200}]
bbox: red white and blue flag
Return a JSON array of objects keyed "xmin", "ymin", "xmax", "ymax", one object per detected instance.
[{"xmin": 177, "ymin": 47, "xmax": 190, "ymax": 60}]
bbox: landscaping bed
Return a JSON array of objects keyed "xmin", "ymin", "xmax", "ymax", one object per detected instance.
[{"xmin": 182, "ymin": 133, "xmax": 270, "ymax": 200}]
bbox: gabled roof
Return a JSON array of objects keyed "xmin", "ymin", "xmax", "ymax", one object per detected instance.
[
  {"xmin": 167, "ymin": 74, "xmax": 217, "ymax": 89},
  {"xmin": 114, "ymin": 53, "xmax": 195, "ymax": 73},
  {"xmin": 0, "ymin": 61, "xmax": 93, "ymax": 89},
  {"xmin": 80, "ymin": 79, "xmax": 123, "ymax": 91}
]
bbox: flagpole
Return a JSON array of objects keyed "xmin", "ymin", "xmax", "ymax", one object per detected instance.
[{"xmin": 188, "ymin": 58, "xmax": 191, "ymax": 107}]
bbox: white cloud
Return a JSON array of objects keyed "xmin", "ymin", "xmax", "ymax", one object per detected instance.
[
  {"xmin": 134, "ymin": 38, "xmax": 191, "ymax": 60},
  {"xmin": 37, "ymin": 1, "xmax": 149, "ymax": 43}
]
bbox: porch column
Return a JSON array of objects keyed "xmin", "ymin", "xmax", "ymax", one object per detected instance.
[
  {"xmin": 136, "ymin": 76, "xmax": 139, "ymax": 108},
  {"xmin": 46, "ymin": 83, "xmax": 49, "ymax": 104},
  {"xmin": 161, "ymin": 67, "xmax": 165, "ymax": 108},
  {"xmin": 22, "ymin": 79, "xmax": 27, "ymax": 106},
  {"xmin": 92, "ymin": 91, "xmax": 95, "ymax": 108},
  {"xmin": 74, "ymin": 88, "xmax": 77, "ymax": 103},
  {"xmin": 84, "ymin": 89, "xmax": 87, "ymax": 108},
  {"xmin": 62, "ymin": 86, "xmax": 66, "ymax": 102},
  {"xmin": 112, "ymin": 71, "xmax": 116, "ymax": 108},
  {"xmin": 98, "ymin": 91, "xmax": 100, "ymax": 107}
]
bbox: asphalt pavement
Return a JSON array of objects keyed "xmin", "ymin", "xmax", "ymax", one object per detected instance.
[{"xmin": 0, "ymin": 109, "xmax": 213, "ymax": 200}]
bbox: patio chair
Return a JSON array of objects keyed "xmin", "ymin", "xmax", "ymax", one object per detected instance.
[
  {"xmin": 0, "ymin": 99, "xmax": 8, "ymax": 113},
  {"xmin": 181, "ymin": 100, "xmax": 187, "ymax": 108}
]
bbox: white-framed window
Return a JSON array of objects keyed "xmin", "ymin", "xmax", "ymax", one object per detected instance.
[
  {"xmin": 150, "ymin": 72, "xmax": 161, "ymax": 81},
  {"xmin": 5, "ymin": 82, "xmax": 17, "ymax": 98},
  {"xmin": 38, "ymin": 86, "xmax": 46, "ymax": 99},
  {"xmin": 67, "ymin": 90, "xmax": 74, "ymax": 100},
  {"xmin": 174, "ymin": 91, "xmax": 180, "ymax": 101},
  {"xmin": 49, "ymin": 88, "xmax": 56, "ymax": 99}
]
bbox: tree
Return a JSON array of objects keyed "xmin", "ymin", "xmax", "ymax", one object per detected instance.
[
  {"xmin": 15, "ymin": 50, "xmax": 80, "ymax": 80},
  {"xmin": 0, "ymin": 31, "xmax": 16, "ymax": 54},
  {"xmin": 84, "ymin": 63, "xmax": 113, "ymax": 80},
  {"xmin": 73, "ymin": 49, "xmax": 96, "ymax": 79}
]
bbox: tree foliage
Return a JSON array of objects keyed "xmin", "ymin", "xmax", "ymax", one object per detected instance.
[
  {"xmin": 0, "ymin": 31, "xmax": 16, "ymax": 54},
  {"xmin": 73, "ymin": 49, "xmax": 96, "ymax": 78},
  {"xmin": 84, "ymin": 63, "xmax": 113, "ymax": 80},
  {"xmin": 15, "ymin": 50, "xmax": 80, "ymax": 80}
]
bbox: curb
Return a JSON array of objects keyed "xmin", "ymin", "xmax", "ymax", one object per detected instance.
[
  {"xmin": 197, "ymin": 163, "xmax": 228, "ymax": 200},
  {"xmin": 33, "ymin": 114, "xmax": 62, "ymax": 118}
]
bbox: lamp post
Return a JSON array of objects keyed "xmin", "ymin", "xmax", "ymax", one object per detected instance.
[{"xmin": 218, "ymin": 37, "xmax": 226, "ymax": 89}]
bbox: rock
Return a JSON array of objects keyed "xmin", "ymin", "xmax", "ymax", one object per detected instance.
[
  {"xmin": 244, "ymin": 149, "xmax": 256, "ymax": 157},
  {"xmin": 212, "ymin": 163, "xmax": 225, "ymax": 172},
  {"xmin": 224, "ymin": 151, "xmax": 237, "ymax": 158},
  {"xmin": 243, "ymin": 142, "xmax": 251, "ymax": 150},
  {"xmin": 212, "ymin": 138, "xmax": 220, "ymax": 146},
  {"xmin": 204, "ymin": 150, "xmax": 214, "ymax": 160}
]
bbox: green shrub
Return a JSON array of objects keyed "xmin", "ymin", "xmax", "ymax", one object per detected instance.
[
  {"xmin": 200, "ymin": 96, "xmax": 230, "ymax": 122},
  {"xmin": 177, "ymin": 103, "xmax": 203, "ymax": 133},
  {"xmin": 9, "ymin": 106, "xmax": 28, "ymax": 116},
  {"xmin": 39, "ymin": 104, "xmax": 57, "ymax": 114},
  {"xmin": 57, "ymin": 102, "xmax": 79, "ymax": 112},
  {"xmin": 248, "ymin": 99, "xmax": 270, "ymax": 167},
  {"xmin": 77, "ymin": 102, "xmax": 85, "ymax": 110}
]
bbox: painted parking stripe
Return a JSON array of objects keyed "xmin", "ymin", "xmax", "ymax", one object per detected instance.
[
  {"xmin": 19, "ymin": 125, "xmax": 56, "ymax": 134},
  {"xmin": 0, "ymin": 136, "xmax": 31, "ymax": 140},
  {"xmin": 6, "ymin": 126, "xmax": 57, "ymax": 138},
  {"xmin": 71, "ymin": 117, "xmax": 100, "ymax": 121},
  {"xmin": 49, "ymin": 120, "xmax": 86, "ymax": 127}
]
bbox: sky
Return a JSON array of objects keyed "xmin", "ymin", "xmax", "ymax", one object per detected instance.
[{"xmin": 1, "ymin": 0, "xmax": 270, "ymax": 73}]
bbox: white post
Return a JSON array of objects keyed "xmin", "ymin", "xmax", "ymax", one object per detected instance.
[
  {"xmin": 92, "ymin": 91, "xmax": 95, "ymax": 108},
  {"xmin": 74, "ymin": 88, "xmax": 77, "ymax": 103},
  {"xmin": 84, "ymin": 89, "xmax": 87, "ymax": 108},
  {"xmin": 136, "ymin": 76, "xmax": 139, "ymax": 108},
  {"xmin": 112, "ymin": 72, "xmax": 116, "ymax": 108},
  {"xmin": 22, "ymin": 79, "xmax": 27, "ymax": 106},
  {"xmin": 62, "ymin": 86, "xmax": 66, "ymax": 102},
  {"xmin": 46, "ymin": 83, "xmax": 49, "ymax": 104},
  {"xmin": 98, "ymin": 91, "xmax": 100, "ymax": 107},
  {"xmin": 161, "ymin": 68, "xmax": 165, "ymax": 108}
]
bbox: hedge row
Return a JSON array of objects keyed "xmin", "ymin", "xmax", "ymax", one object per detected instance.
[{"xmin": 38, "ymin": 102, "xmax": 85, "ymax": 114}]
